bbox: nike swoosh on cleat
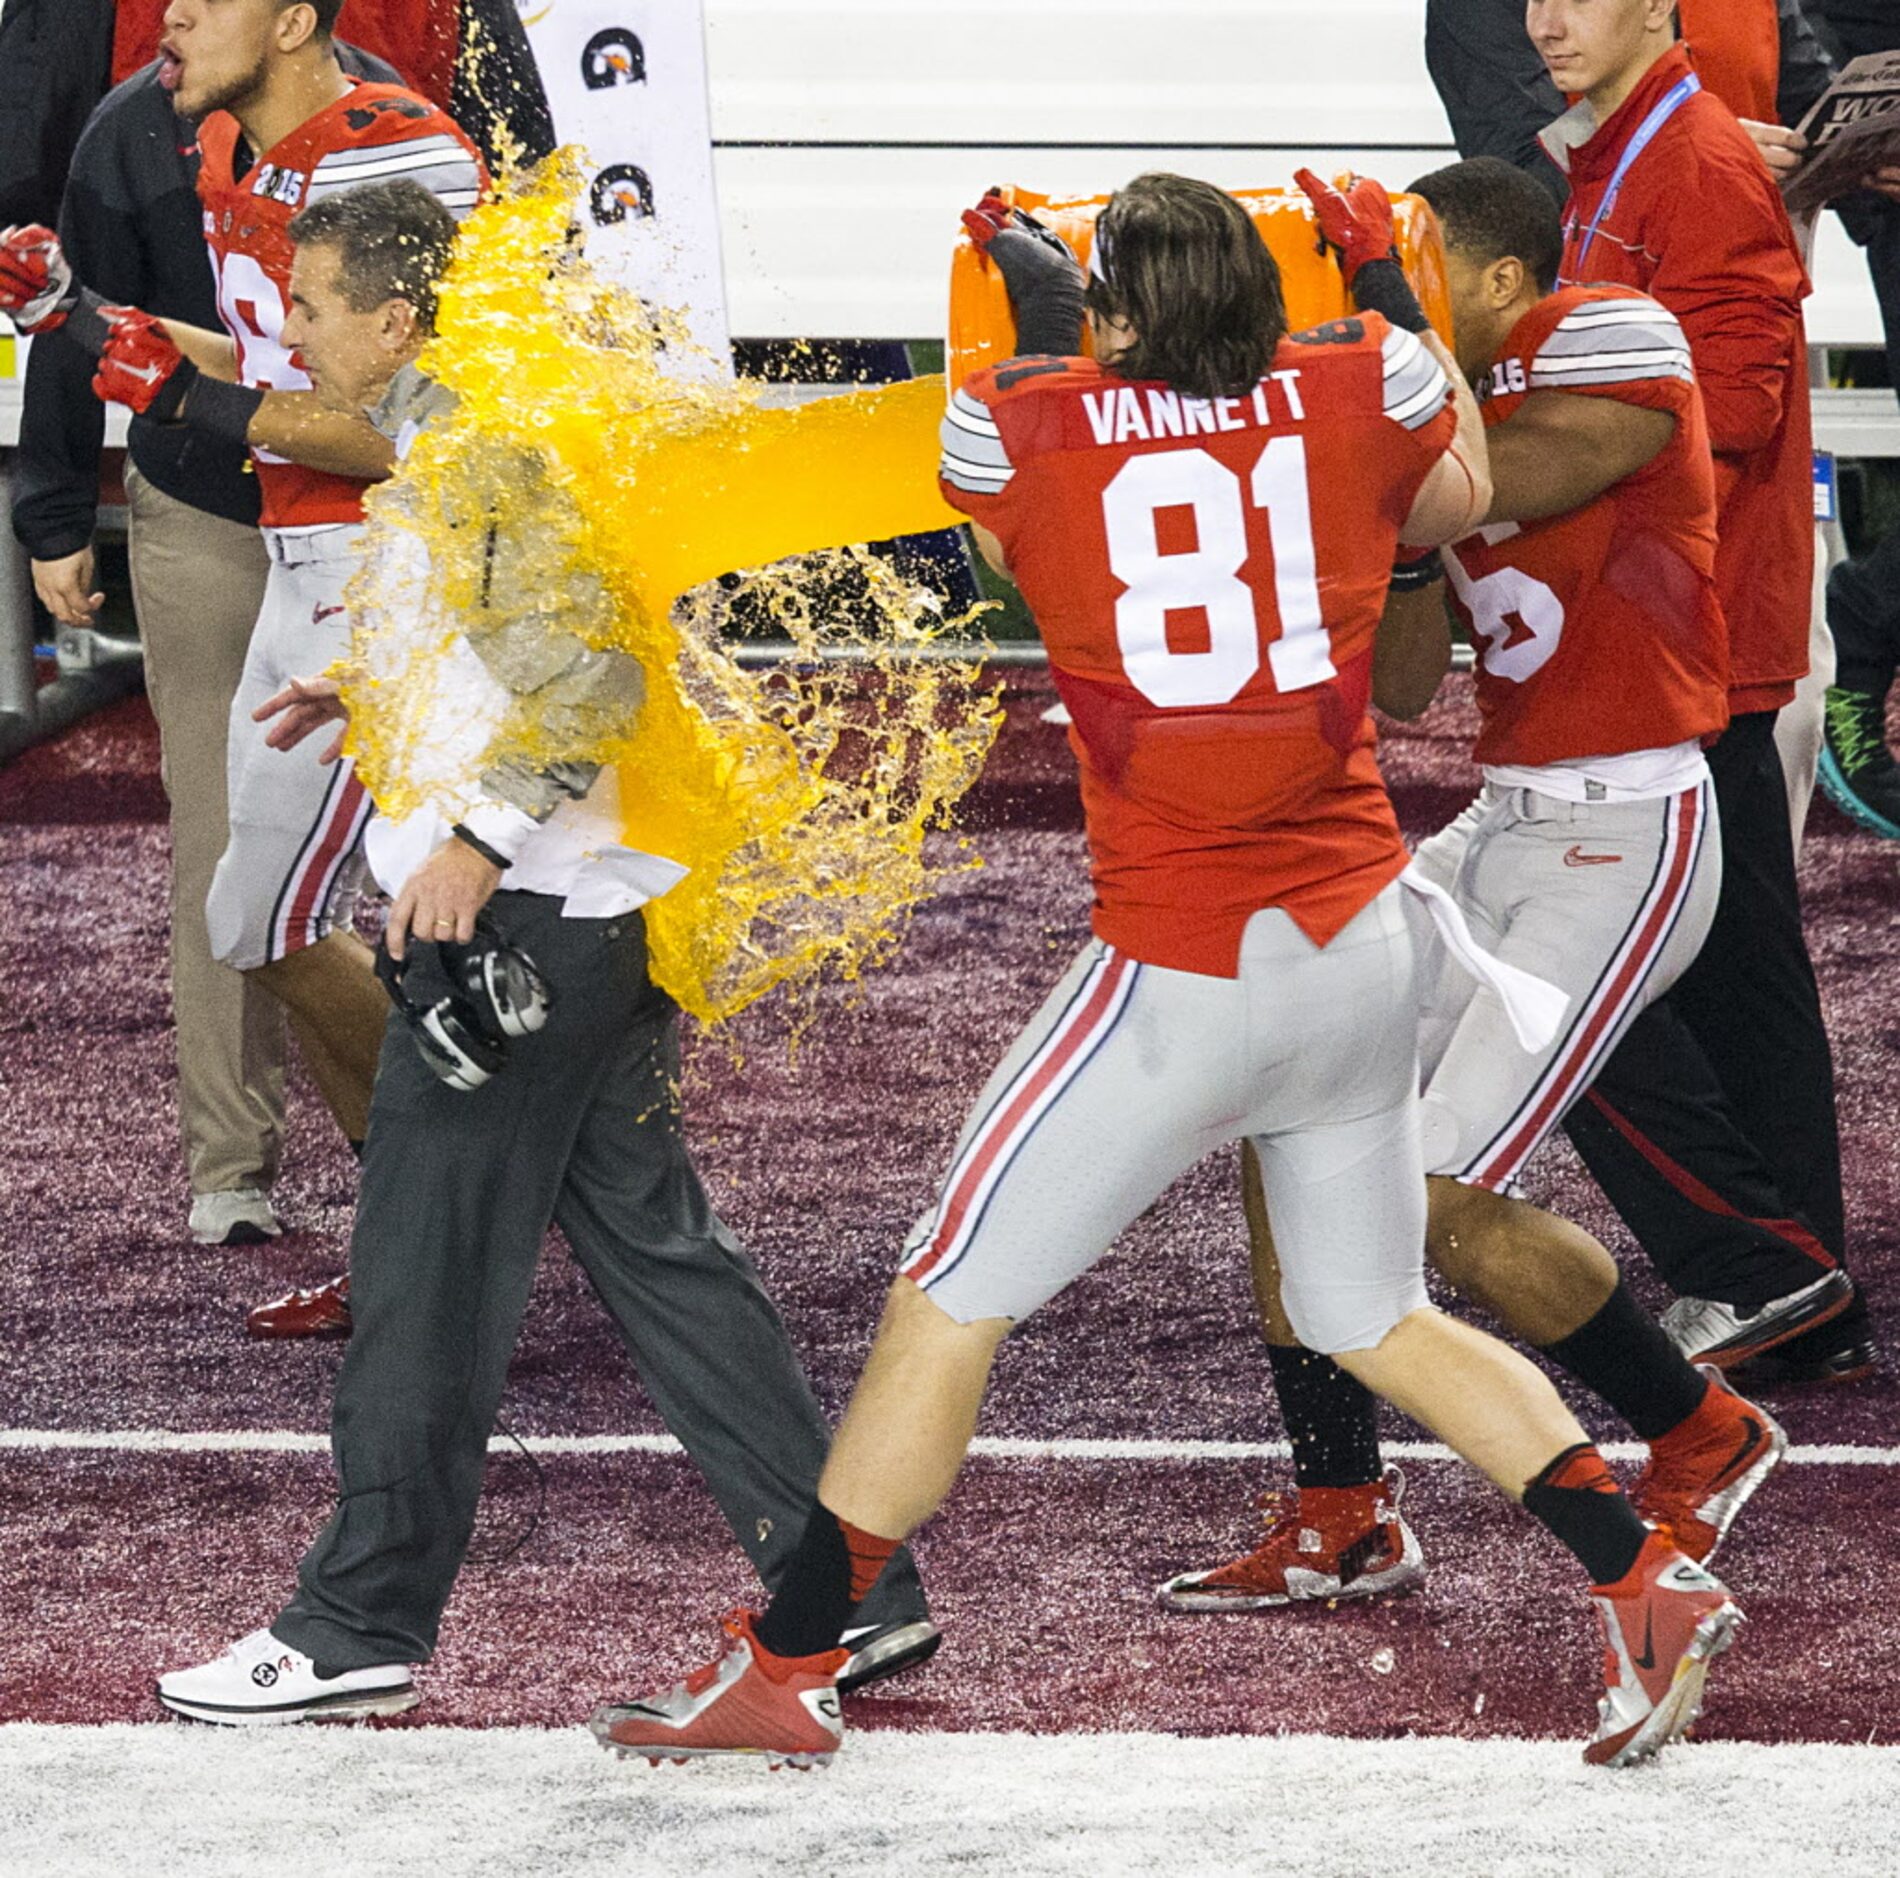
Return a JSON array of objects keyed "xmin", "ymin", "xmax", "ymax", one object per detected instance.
[
  {"xmin": 1632, "ymin": 1609, "xmax": 1657, "ymax": 1673},
  {"xmin": 1717, "ymin": 1416, "xmax": 1765, "ymax": 1482}
]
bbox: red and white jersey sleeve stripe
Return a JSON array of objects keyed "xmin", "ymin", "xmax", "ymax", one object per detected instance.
[
  {"xmin": 1381, "ymin": 325, "xmax": 1453, "ymax": 432},
  {"xmin": 304, "ymin": 132, "xmax": 485, "ymax": 218},
  {"xmin": 1530, "ymin": 297, "xmax": 1695, "ymax": 391}
]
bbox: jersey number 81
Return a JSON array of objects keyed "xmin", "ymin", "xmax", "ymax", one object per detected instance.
[{"xmin": 1101, "ymin": 437, "xmax": 1333, "ymax": 710}]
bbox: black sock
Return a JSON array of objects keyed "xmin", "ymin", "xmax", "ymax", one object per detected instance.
[
  {"xmin": 754, "ymin": 1504, "xmax": 860, "ymax": 1659},
  {"xmin": 1267, "ymin": 1343, "xmax": 1382, "ymax": 1489},
  {"xmin": 1538, "ymin": 1277, "xmax": 1708, "ymax": 1442},
  {"xmin": 1522, "ymin": 1443, "xmax": 1650, "ymax": 1585}
]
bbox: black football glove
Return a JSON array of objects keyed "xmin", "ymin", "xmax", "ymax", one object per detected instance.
[{"xmin": 963, "ymin": 191, "xmax": 1086, "ymax": 358}]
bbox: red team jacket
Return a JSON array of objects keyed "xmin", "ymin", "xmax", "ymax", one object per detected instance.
[
  {"xmin": 940, "ymin": 317, "xmax": 1458, "ymax": 978},
  {"xmin": 196, "ymin": 80, "xmax": 483, "ymax": 531},
  {"xmin": 1451, "ymin": 285, "xmax": 1730, "ymax": 769},
  {"xmin": 1677, "ymin": 0, "xmax": 1780, "ymax": 125},
  {"xmin": 1549, "ymin": 45, "xmax": 1813, "ymax": 716}
]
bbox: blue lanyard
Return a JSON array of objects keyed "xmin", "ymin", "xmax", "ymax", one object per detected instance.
[{"xmin": 1568, "ymin": 74, "xmax": 1701, "ymax": 279}]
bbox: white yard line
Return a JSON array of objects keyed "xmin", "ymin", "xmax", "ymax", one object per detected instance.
[
  {"xmin": 1, "ymin": 1427, "xmax": 1895, "ymax": 1465},
  {"xmin": 6, "ymin": 1725, "xmax": 1897, "ymax": 1878}
]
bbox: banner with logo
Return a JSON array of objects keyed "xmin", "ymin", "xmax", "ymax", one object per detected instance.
[{"xmin": 514, "ymin": 0, "xmax": 731, "ymax": 365}]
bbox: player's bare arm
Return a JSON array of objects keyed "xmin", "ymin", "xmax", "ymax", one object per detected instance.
[
  {"xmin": 156, "ymin": 316, "xmax": 241, "ymax": 380},
  {"xmin": 968, "ymin": 523, "xmax": 1009, "ymax": 579},
  {"xmin": 239, "ymin": 396, "xmax": 397, "ymax": 479},
  {"xmin": 1401, "ymin": 329, "xmax": 1493, "ymax": 546},
  {"xmin": 94, "ymin": 308, "xmax": 397, "ymax": 481},
  {"xmin": 1372, "ymin": 582, "xmax": 1454, "ymax": 721},
  {"xmin": 1485, "ymin": 389, "xmax": 1676, "ymax": 524}
]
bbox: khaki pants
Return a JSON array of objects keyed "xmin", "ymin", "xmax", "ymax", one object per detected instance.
[{"xmin": 126, "ymin": 465, "xmax": 287, "ymax": 1195}]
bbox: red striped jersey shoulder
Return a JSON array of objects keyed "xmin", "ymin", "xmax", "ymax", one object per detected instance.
[
  {"xmin": 1278, "ymin": 312, "xmax": 1454, "ymax": 435},
  {"xmin": 960, "ymin": 355, "xmax": 1111, "ymax": 411},
  {"xmin": 197, "ymin": 82, "xmax": 485, "ymax": 215},
  {"xmin": 1481, "ymin": 286, "xmax": 1695, "ymax": 412},
  {"xmin": 942, "ymin": 357, "xmax": 1108, "ymax": 497}
]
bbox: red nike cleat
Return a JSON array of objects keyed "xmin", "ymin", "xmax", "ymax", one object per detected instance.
[
  {"xmin": 247, "ymin": 1274, "xmax": 351, "ymax": 1339},
  {"xmin": 1634, "ymin": 1366, "xmax": 1786, "ymax": 1564},
  {"xmin": 1156, "ymin": 1467, "xmax": 1424, "ymax": 1611},
  {"xmin": 1585, "ymin": 1532, "xmax": 1741, "ymax": 1768},
  {"xmin": 589, "ymin": 1610, "xmax": 847, "ymax": 1770}
]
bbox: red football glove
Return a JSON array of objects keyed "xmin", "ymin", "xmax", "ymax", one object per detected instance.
[
  {"xmin": 0, "ymin": 223, "xmax": 77, "ymax": 333},
  {"xmin": 961, "ymin": 190, "xmax": 1078, "ymax": 267},
  {"xmin": 959, "ymin": 189, "xmax": 1084, "ymax": 355},
  {"xmin": 1293, "ymin": 169, "xmax": 1398, "ymax": 284},
  {"xmin": 960, "ymin": 190, "xmax": 1014, "ymax": 249},
  {"xmin": 92, "ymin": 307, "xmax": 194, "ymax": 417}
]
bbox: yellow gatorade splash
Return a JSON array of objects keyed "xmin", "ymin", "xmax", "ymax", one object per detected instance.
[{"xmin": 343, "ymin": 157, "xmax": 1001, "ymax": 1025}]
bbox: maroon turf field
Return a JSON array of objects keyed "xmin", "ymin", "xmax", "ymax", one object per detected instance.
[{"xmin": 2, "ymin": 675, "xmax": 1896, "ymax": 1745}]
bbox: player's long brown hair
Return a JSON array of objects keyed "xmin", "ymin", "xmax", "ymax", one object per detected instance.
[{"xmin": 1085, "ymin": 174, "xmax": 1286, "ymax": 401}]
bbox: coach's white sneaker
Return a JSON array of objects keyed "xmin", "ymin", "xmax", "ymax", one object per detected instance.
[
  {"xmin": 188, "ymin": 1187, "xmax": 283, "ymax": 1247},
  {"xmin": 157, "ymin": 1628, "xmax": 417, "ymax": 1726}
]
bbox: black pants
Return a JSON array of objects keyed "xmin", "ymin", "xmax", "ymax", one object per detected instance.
[
  {"xmin": 1424, "ymin": 0, "xmax": 1568, "ymax": 202},
  {"xmin": 1562, "ymin": 713, "xmax": 1851, "ymax": 1306},
  {"xmin": 1828, "ymin": 523, "xmax": 1900, "ymax": 699},
  {"xmin": 275, "ymin": 892, "xmax": 927, "ymax": 1669},
  {"xmin": 1830, "ymin": 184, "xmax": 1900, "ymax": 701}
]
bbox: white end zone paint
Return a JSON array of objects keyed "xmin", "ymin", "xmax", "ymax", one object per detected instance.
[{"xmin": 6, "ymin": 1724, "xmax": 1896, "ymax": 1876}]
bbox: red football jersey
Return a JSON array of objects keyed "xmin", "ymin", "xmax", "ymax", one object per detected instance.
[
  {"xmin": 196, "ymin": 81, "xmax": 484, "ymax": 531},
  {"xmin": 941, "ymin": 315, "xmax": 1458, "ymax": 977},
  {"xmin": 1448, "ymin": 287, "xmax": 1730, "ymax": 770}
]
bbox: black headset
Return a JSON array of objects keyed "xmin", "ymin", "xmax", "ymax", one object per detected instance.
[{"xmin": 375, "ymin": 919, "xmax": 555, "ymax": 1091}]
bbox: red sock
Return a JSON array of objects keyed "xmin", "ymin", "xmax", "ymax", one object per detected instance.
[
  {"xmin": 754, "ymin": 1503, "xmax": 903, "ymax": 1660},
  {"xmin": 1535, "ymin": 1444, "xmax": 1622, "ymax": 1496},
  {"xmin": 1523, "ymin": 1441, "xmax": 1650, "ymax": 1587},
  {"xmin": 839, "ymin": 1516, "xmax": 900, "ymax": 1603}
]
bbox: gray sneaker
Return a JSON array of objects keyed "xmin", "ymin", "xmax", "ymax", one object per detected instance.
[
  {"xmin": 188, "ymin": 1187, "xmax": 283, "ymax": 1246},
  {"xmin": 1659, "ymin": 1269, "xmax": 1855, "ymax": 1368},
  {"xmin": 837, "ymin": 1619, "xmax": 941, "ymax": 1694}
]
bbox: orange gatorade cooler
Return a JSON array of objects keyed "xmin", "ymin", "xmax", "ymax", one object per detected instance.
[{"xmin": 947, "ymin": 181, "xmax": 1453, "ymax": 393}]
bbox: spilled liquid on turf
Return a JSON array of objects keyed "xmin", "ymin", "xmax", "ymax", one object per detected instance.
[{"xmin": 342, "ymin": 156, "xmax": 1001, "ymax": 1027}]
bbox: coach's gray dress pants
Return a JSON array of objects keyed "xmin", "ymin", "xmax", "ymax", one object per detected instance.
[{"xmin": 274, "ymin": 890, "xmax": 927, "ymax": 1669}]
